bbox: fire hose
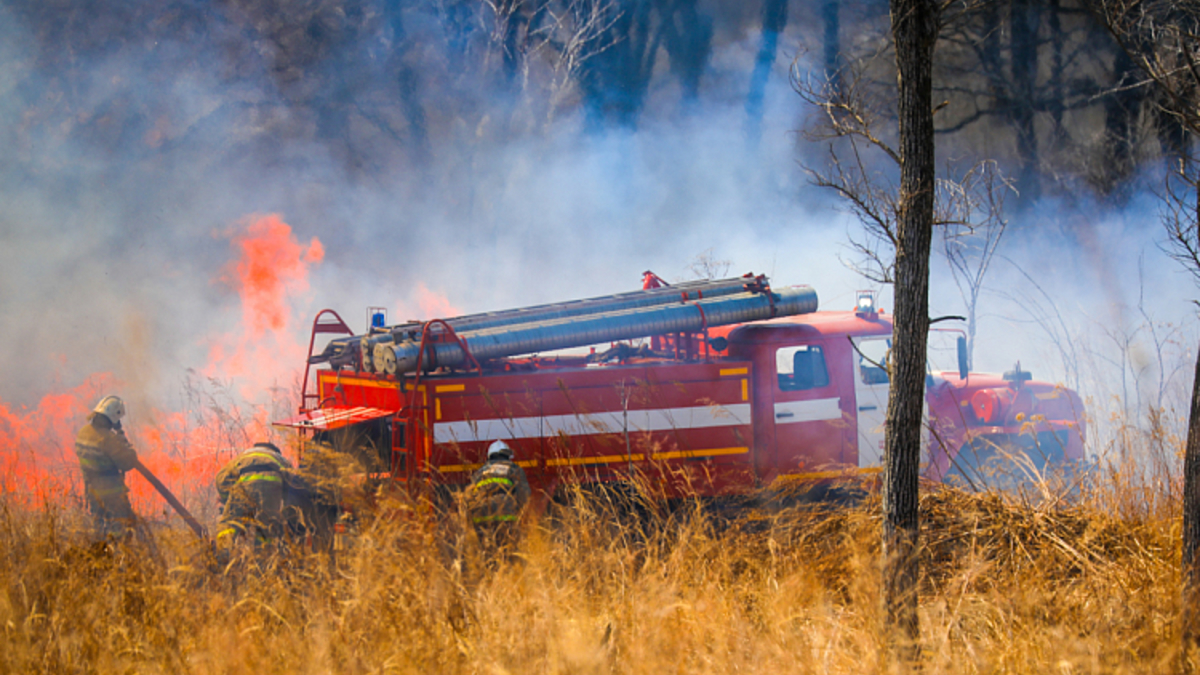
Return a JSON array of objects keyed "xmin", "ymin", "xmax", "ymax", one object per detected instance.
[{"xmin": 133, "ymin": 460, "xmax": 208, "ymax": 538}]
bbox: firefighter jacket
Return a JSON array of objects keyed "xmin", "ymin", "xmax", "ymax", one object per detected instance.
[
  {"xmin": 74, "ymin": 413, "xmax": 139, "ymax": 525},
  {"xmin": 215, "ymin": 447, "xmax": 294, "ymax": 544},
  {"xmin": 465, "ymin": 459, "xmax": 531, "ymax": 525}
]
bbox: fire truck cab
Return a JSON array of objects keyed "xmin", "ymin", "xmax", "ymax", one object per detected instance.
[{"xmin": 722, "ymin": 301, "xmax": 1085, "ymax": 490}]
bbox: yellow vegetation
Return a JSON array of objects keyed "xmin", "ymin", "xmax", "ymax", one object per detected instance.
[{"xmin": 0, "ymin": 472, "xmax": 1185, "ymax": 674}]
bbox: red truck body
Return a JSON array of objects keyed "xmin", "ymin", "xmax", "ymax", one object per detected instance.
[{"xmin": 280, "ymin": 286, "xmax": 1087, "ymax": 499}]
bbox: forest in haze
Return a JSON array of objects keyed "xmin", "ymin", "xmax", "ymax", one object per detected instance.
[{"xmin": 4, "ymin": 0, "xmax": 1177, "ymax": 201}]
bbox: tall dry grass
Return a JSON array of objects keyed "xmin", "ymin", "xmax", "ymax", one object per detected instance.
[{"xmin": 0, "ymin": 459, "xmax": 1186, "ymax": 674}]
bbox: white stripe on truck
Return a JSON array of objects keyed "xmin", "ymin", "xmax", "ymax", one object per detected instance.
[{"xmin": 433, "ymin": 403, "xmax": 753, "ymax": 444}]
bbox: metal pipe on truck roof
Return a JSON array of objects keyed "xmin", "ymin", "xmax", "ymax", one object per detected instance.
[
  {"xmin": 372, "ymin": 285, "xmax": 818, "ymax": 375},
  {"xmin": 422, "ymin": 275, "xmax": 761, "ymax": 335},
  {"xmin": 321, "ymin": 274, "xmax": 770, "ymax": 369},
  {"xmin": 377, "ymin": 275, "xmax": 758, "ymax": 343}
]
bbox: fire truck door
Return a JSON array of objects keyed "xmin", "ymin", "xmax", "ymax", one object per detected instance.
[
  {"xmin": 852, "ymin": 337, "xmax": 890, "ymax": 468},
  {"xmin": 769, "ymin": 342, "xmax": 846, "ymax": 474}
]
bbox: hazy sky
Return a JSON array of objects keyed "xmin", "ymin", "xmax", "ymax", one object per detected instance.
[{"xmin": 1, "ymin": 2, "xmax": 1192, "ymax": 457}]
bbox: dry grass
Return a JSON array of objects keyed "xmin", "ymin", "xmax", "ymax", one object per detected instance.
[{"xmin": 0, "ymin": 471, "xmax": 1186, "ymax": 674}]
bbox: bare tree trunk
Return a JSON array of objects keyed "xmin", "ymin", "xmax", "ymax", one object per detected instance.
[
  {"xmin": 885, "ymin": 0, "xmax": 938, "ymax": 659},
  {"xmin": 1184, "ymin": 346, "xmax": 1200, "ymax": 663},
  {"xmin": 660, "ymin": 0, "xmax": 713, "ymax": 113},
  {"xmin": 384, "ymin": 0, "xmax": 431, "ymax": 165},
  {"xmin": 1184, "ymin": 179, "xmax": 1200, "ymax": 672},
  {"xmin": 1047, "ymin": 0, "xmax": 1065, "ymax": 143},
  {"xmin": 823, "ymin": 0, "xmax": 840, "ymax": 84},
  {"xmin": 576, "ymin": 0, "xmax": 657, "ymax": 129},
  {"xmin": 745, "ymin": 0, "xmax": 788, "ymax": 146},
  {"xmin": 1009, "ymin": 0, "xmax": 1040, "ymax": 203},
  {"xmin": 1099, "ymin": 45, "xmax": 1142, "ymax": 198}
]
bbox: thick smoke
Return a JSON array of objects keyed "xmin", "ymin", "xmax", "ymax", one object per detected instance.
[{"xmin": 0, "ymin": 1, "xmax": 1193, "ymax": 465}]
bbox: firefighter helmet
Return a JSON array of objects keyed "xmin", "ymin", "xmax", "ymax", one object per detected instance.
[
  {"xmin": 253, "ymin": 441, "xmax": 282, "ymax": 455},
  {"xmin": 247, "ymin": 441, "xmax": 291, "ymax": 468},
  {"xmin": 487, "ymin": 440, "xmax": 513, "ymax": 460},
  {"xmin": 92, "ymin": 395, "xmax": 126, "ymax": 423}
]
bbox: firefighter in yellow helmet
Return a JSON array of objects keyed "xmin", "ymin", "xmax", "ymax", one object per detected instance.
[
  {"xmin": 464, "ymin": 440, "xmax": 531, "ymax": 561},
  {"xmin": 74, "ymin": 395, "xmax": 140, "ymax": 539},
  {"xmin": 214, "ymin": 442, "xmax": 325, "ymax": 560},
  {"xmin": 214, "ymin": 442, "xmax": 293, "ymax": 557}
]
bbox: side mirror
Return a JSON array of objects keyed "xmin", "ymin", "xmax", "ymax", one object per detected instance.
[{"xmin": 957, "ymin": 336, "xmax": 969, "ymax": 380}]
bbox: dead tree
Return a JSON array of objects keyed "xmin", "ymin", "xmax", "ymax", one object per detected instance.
[
  {"xmin": 940, "ymin": 161, "xmax": 1012, "ymax": 370},
  {"xmin": 1090, "ymin": 1, "xmax": 1200, "ymax": 665},
  {"xmin": 795, "ymin": 0, "xmax": 1001, "ymax": 659},
  {"xmin": 885, "ymin": 0, "xmax": 938, "ymax": 653},
  {"xmin": 745, "ymin": 0, "xmax": 790, "ymax": 146},
  {"xmin": 1163, "ymin": 150, "xmax": 1200, "ymax": 666}
]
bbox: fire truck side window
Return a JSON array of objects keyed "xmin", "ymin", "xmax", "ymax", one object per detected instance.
[
  {"xmin": 857, "ymin": 339, "xmax": 891, "ymax": 385},
  {"xmin": 776, "ymin": 345, "xmax": 830, "ymax": 391}
]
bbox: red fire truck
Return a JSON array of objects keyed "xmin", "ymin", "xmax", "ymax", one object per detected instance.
[{"xmin": 277, "ymin": 274, "xmax": 1086, "ymax": 500}]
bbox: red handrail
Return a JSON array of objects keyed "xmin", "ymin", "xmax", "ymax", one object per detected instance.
[{"xmin": 300, "ymin": 309, "xmax": 355, "ymax": 413}]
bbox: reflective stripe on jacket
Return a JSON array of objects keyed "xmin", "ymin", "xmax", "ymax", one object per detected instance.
[
  {"xmin": 238, "ymin": 473, "xmax": 283, "ymax": 485},
  {"xmin": 466, "ymin": 460, "xmax": 531, "ymax": 524},
  {"xmin": 472, "ymin": 513, "xmax": 519, "ymax": 523},
  {"xmin": 215, "ymin": 447, "xmax": 292, "ymax": 504}
]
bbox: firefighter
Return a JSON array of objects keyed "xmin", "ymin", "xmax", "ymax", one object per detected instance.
[
  {"xmin": 214, "ymin": 442, "xmax": 295, "ymax": 557},
  {"xmin": 464, "ymin": 440, "xmax": 531, "ymax": 562},
  {"xmin": 74, "ymin": 395, "xmax": 140, "ymax": 539}
]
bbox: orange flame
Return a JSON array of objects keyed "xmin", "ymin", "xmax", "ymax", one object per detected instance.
[
  {"xmin": 205, "ymin": 213, "xmax": 324, "ymax": 399},
  {"xmin": 0, "ymin": 214, "xmax": 321, "ymax": 524},
  {"xmin": 0, "ymin": 373, "xmax": 116, "ymax": 506},
  {"xmin": 397, "ymin": 282, "xmax": 462, "ymax": 321}
]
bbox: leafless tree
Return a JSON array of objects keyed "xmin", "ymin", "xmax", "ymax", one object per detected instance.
[
  {"xmin": 940, "ymin": 161, "xmax": 1012, "ymax": 370},
  {"xmin": 879, "ymin": 0, "xmax": 939, "ymax": 655},
  {"xmin": 536, "ymin": 0, "xmax": 624, "ymax": 125},
  {"xmin": 795, "ymin": 0, "xmax": 1001, "ymax": 659},
  {"xmin": 992, "ymin": 254, "xmax": 1082, "ymax": 391},
  {"xmin": 796, "ymin": 60, "xmax": 1010, "ymax": 288},
  {"xmin": 795, "ymin": 49, "xmax": 902, "ymax": 284},
  {"xmin": 686, "ymin": 248, "xmax": 732, "ymax": 280},
  {"xmin": 1164, "ymin": 160, "xmax": 1200, "ymax": 281},
  {"xmin": 1090, "ymin": 0, "xmax": 1200, "ymax": 664}
]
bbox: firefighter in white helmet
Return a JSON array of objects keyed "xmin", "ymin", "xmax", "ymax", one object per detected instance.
[
  {"xmin": 464, "ymin": 440, "xmax": 531, "ymax": 562},
  {"xmin": 73, "ymin": 395, "xmax": 140, "ymax": 539}
]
